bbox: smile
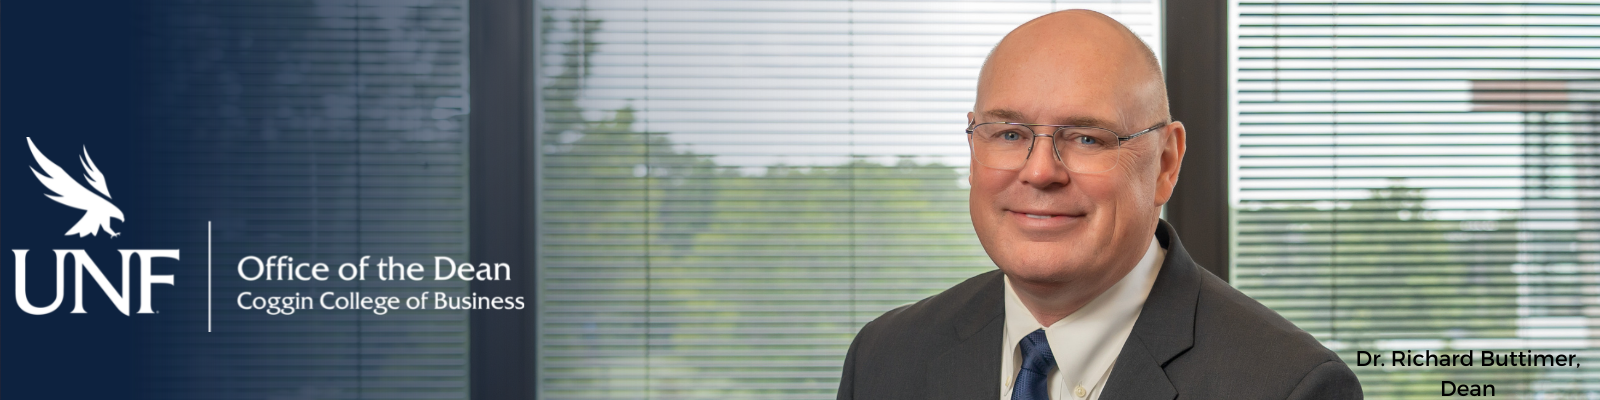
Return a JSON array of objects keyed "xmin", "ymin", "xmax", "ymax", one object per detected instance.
[{"xmin": 1006, "ymin": 210, "xmax": 1084, "ymax": 226}]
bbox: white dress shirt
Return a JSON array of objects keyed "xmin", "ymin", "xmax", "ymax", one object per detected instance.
[{"xmin": 999, "ymin": 235, "xmax": 1165, "ymax": 400}]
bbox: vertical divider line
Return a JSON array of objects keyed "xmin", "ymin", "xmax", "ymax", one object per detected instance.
[{"xmin": 208, "ymin": 220, "xmax": 212, "ymax": 333}]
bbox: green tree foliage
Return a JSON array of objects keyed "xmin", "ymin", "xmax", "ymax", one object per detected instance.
[
  {"xmin": 1236, "ymin": 178, "xmax": 1534, "ymax": 398},
  {"xmin": 536, "ymin": 11, "xmax": 987, "ymax": 398}
]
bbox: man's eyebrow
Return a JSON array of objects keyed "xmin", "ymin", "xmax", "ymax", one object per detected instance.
[
  {"xmin": 980, "ymin": 109, "xmax": 1116, "ymax": 129},
  {"xmin": 1058, "ymin": 115, "xmax": 1117, "ymax": 129},
  {"xmin": 981, "ymin": 109, "xmax": 1030, "ymax": 122}
]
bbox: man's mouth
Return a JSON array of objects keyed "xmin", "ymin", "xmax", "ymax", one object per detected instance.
[
  {"xmin": 1004, "ymin": 209, "xmax": 1085, "ymax": 236},
  {"xmin": 1007, "ymin": 209, "xmax": 1084, "ymax": 220}
]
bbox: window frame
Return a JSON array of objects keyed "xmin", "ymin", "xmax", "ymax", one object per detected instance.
[{"xmin": 468, "ymin": 1, "xmax": 540, "ymax": 399}]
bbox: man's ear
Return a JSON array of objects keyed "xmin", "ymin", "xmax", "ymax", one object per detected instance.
[
  {"xmin": 1154, "ymin": 121, "xmax": 1186, "ymax": 206},
  {"xmin": 966, "ymin": 111, "xmax": 977, "ymax": 186}
]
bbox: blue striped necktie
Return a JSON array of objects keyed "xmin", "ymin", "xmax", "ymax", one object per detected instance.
[{"xmin": 1012, "ymin": 329, "xmax": 1057, "ymax": 400}]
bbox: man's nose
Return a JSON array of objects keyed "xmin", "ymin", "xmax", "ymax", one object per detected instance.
[{"xmin": 1018, "ymin": 135, "xmax": 1071, "ymax": 189}]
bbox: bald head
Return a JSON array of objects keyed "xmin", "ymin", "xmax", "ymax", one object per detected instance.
[{"xmin": 976, "ymin": 10, "xmax": 1169, "ymax": 130}]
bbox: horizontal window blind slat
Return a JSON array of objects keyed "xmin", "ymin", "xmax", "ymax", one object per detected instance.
[
  {"xmin": 1235, "ymin": 1, "xmax": 1600, "ymax": 397},
  {"xmin": 136, "ymin": 1, "xmax": 470, "ymax": 399}
]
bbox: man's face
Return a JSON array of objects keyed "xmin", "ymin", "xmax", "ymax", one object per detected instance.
[{"xmin": 968, "ymin": 24, "xmax": 1177, "ymax": 286}]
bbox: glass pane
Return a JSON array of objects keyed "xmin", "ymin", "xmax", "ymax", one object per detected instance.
[{"xmin": 1232, "ymin": 1, "xmax": 1600, "ymax": 398}]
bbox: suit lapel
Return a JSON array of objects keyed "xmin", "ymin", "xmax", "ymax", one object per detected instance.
[
  {"xmin": 1100, "ymin": 220, "xmax": 1201, "ymax": 400},
  {"xmin": 927, "ymin": 270, "xmax": 1005, "ymax": 400},
  {"xmin": 927, "ymin": 314, "xmax": 1003, "ymax": 400},
  {"xmin": 1100, "ymin": 334, "xmax": 1177, "ymax": 399}
]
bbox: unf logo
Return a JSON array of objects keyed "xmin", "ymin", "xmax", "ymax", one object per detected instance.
[
  {"xmin": 13, "ymin": 138, "xmax": 179, "ymax": 315},
  {"xmin": 28, "ymin": 137, "xmax": 123, "ymax": 237},
  {"xmin": 14, "ymin": 249, "xmax": 178, "ymax": 315}
]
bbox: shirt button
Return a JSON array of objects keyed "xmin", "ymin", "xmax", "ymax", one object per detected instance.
[{"xmin": 1074, "ymin": 385, "xmax": 1087, "ymax": 398}]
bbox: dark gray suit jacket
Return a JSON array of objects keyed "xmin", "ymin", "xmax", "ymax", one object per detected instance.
[{"xmin": 837, "ymin": 220, "xmax": 1362, "ymax": 399}]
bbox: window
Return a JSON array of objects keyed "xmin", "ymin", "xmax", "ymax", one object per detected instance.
[
  {"xmin": 534, "ymin": 1, "xmax": 1160, "ymax": 398},
  {"xmin": 1233, "ymin": 1, "xmax": 1600, "ymax": 397},
  {"xmin": 138, "ymin": 2, "xmax": 471, "ymax": 398}
]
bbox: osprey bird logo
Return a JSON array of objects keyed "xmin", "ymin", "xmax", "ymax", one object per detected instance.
[{"xmin": 27, "ymin": 137, "xmax": 124, "ymax": 237}]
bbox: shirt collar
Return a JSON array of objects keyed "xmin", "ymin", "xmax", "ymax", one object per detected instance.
[{"xmin": 1000, "ymin": 234, "xmax": 1166, "ymax": 397}]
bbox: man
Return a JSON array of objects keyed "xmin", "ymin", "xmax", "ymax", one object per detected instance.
[{"xmin": 836, "ymin": 10, "xmax": 1361, "ymax": 400}]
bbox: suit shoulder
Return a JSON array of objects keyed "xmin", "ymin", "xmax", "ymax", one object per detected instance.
[
  {"xmin": 1177, "ymin": 270, "xmax": 1356, "ymax": 394},
  {"xmin": 1192, "ymin": 271, "xmax": 1341, "ymax": 365},
  {"xmin": 856, "ymin": 269, "xmax": 1002, "ymax": 342},
  {"xmin": 1157, "ymin": 269, "xmax": 1360, "ymax": 398},
  {"xmin": 841, "ymin": 270, "xmax": 1004, "ymax": 399}
]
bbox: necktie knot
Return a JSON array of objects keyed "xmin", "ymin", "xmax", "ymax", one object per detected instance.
[{"xmin": 1012, "ymin": 329, "xmax": 1056, "ymax": 400}]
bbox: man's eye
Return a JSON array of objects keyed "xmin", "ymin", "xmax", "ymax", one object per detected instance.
[
  {"xmin": 1075, "ymin": 135, "xmax": 1099, "ymax": 145},
  {"xmin": 1001, "ymin": 131, "xmax": 1024, "ymax": 141}
]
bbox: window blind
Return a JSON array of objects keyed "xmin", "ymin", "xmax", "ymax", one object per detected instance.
[
  {"xmin": 137, "ymin": 1, "xmax": 470, "ymax": 399},
  {"xmin": 534, "ymin": 1, "xmax": 1159, "ymax": 398},
  {"xmin": 1234, "ymin": 1, "xmax": 1599, "ymax": 397}
]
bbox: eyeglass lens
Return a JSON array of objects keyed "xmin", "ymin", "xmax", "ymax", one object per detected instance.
[{"xmin": 968, "ymin": 124, "xmax": 1124, "ymax": 173}]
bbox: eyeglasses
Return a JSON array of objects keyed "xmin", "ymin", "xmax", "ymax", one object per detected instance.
[{"xmin": 965, "ymin": 120, "xmax": 1170, "ymax": 173}]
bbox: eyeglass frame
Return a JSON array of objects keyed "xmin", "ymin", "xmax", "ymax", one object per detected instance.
[{"xmin": 964, "ymin": 119, "xmax": 1173, "ymax": 171}]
